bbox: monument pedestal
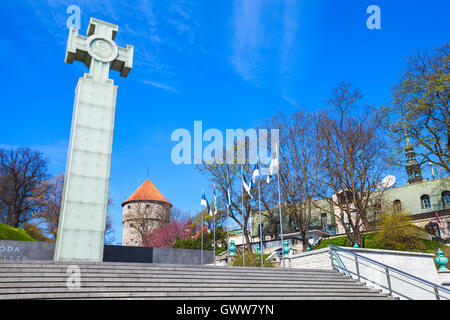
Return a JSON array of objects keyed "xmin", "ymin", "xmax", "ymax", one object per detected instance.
[
  {"xmin": 54, "ymin": 76, "xmax": 117, "ymax": 261},
  {"xmin": 54, "ymin": 18, "xmax": 133, "ymax": 262}
]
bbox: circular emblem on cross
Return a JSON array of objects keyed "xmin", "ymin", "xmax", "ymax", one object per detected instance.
[{"xmin": 86, "ymin": 35, "xmax": 118, "ymax": 63}]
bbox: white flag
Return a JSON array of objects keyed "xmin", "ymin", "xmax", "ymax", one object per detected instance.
[{"xmin": 266, "ymin": 147, "xmax": 279, "ymax": 184}]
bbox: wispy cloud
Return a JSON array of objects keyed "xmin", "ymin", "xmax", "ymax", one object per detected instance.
[
  {"xmin": 139, "ymin": 80, "xmax": 179, "ymax": 94},
  {"xmin": 230, "ymin": 0, "xmax": 264, "ymax": 81},
  {"xmin": 282, "ymin": 93, "xmax": 300, "ymax": 107}
]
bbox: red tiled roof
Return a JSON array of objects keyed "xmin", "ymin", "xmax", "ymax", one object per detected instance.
[{"xmin": 121, "ymin": 179, "xmax": 172, "ymax": 207}]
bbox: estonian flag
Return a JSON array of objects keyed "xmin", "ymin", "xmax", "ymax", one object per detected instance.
[
  {"xmin": 266, "ymin": 146, "xmax": 279, "ymax": 184},
  {"xmin": 435, "ymin": 208, "xmax": 441, "ymax": 225},
  {"xmin": 242, "ymin": 167, "xmax": 253, "ymax": 199},
  {"xmin": 213, "ymin": 183, "xmax": 217, "ymax": 216},
  {"xmin": 201, "ymin": 189, "xmax": 211, "ymax": 215},
  {"xmin": 251, "ymin": 158, "xmax": 260, "ymax": 184},
  {"xmin": 226, "ymin": 172, "xmax": 232, "ymax": 208}
]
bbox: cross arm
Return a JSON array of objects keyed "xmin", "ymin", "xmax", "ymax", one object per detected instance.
[
  {"xmin": 65, "ymin": 28, "xmax": 91, "ymax": 69},
  {"xmin": 110, "ymin": 44, "xmax": 134, "ymax": 78}
]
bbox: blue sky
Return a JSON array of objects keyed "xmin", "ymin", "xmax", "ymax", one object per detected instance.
[{"xmin": 0, "ymin": 1, "xmax": 449, "ymax": 244}]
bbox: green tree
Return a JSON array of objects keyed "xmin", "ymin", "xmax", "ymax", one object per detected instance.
[{"xmin": 380, "ymin": 44, "xmax": 450, "ymax": 175}]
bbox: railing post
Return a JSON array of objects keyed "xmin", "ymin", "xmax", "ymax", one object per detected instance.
[
  {"xmin": 434, "ymin": 286, "xmax": 440, "ymax": 300},
  {"xmin": 355, "ymin": 256, "xmax": 360, "ymax": 281},
  {"xmin": 386, "ymin": 267, "xmax": 392, "ymax": 296},
  {"xmin": 329, "ymin": 247, "xmax": 334, "ymax": 270}
]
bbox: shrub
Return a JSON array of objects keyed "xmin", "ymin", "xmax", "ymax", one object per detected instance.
[
  {"xmin": 375, "ymin": 212, "xmax": 427, "ymax": 252},
  {"xmin": 231, "ymin": 252, "xmax": 276, "ymax": 268},
  {"xmin": 22, "ymin": 223, "xmax": 49, "ymax": 241}
]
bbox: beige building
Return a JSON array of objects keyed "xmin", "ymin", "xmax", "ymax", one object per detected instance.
[{"xmin": 121, "ymin": 179, "xmax": 172, "ymax": 246}]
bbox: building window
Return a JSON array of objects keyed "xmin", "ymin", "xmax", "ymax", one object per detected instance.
[
  {"xmin": 374, "ymin": 203, "xmax": 382, "ymax": 215},
  {"xmin": 393, "ymin": 200, "xmax": 402, "ymax": 213},
  {"xmin": 321, "ymin": 213, "xmax": 327, "ymax": 230},
  {"xmin": 421, "ymin": 195, "xmax": 431, "ymax": 209},
  {"xmin": 442, "ymin": 191, "xmax": 450, "ymax": 206},
  {"xmin": 130, "ymin": 223, "xmax": 134, "ymax": 228},
  {"xmin": 127, "ymin": 205, "xmax": 131, "ymax": 209},
  {"xmin": 146, "ymin": 204, "xmax": 150, "ymax": 208}
]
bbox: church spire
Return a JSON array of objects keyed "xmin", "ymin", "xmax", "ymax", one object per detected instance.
[{"xmin": 404, "ymin": 131, "xmax": 422, "ymax": 184}]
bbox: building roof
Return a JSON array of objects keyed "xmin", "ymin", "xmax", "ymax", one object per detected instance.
[{"xmin": 121, "ymin": 179, "xmax": 172, "ymax": 207}]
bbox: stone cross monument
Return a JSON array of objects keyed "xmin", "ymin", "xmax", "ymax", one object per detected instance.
[{"xmin": 54, "ymin": 18, "xmax": 133, "ymax": 262}]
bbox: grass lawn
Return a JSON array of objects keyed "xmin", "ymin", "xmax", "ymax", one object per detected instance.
[
  {"xmin": 0, "ymin": 223, "xmax": 36, "ymax": 241},
  {"xmin": 311, "ymin": 233, "xmax": 450, "ymax": 267},
  {"xmin": 312, "ymin": 233, "xmax": 450, "ymax": 269},
  {"xmin": 313, "ymin": 233, "xmax": 447, "ymax": 253}
]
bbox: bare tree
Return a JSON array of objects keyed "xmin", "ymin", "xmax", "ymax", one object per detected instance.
[
  {"xmin": 266, "ymin": 111, "xmax": 323, "ymax": 251},
  {"xmin": 32, "ymin": 173, "xmax": 64, "ymax": 239},
  {"xmin": 0, "ymin": 147, "xmax": 49, "ymax": 227},
  {"xmin": 32, "ymin": 173, "xmax": 115, "ymax": 242},
  {"xmin": 314, "ymin": 82, "xmax": 393, "ymax": 245},
  {"xmin": 197, "ymin": 163, "xmax": 254, "ymax": 249},
  {"xmin": 104, "ymin": 198, "xmax": 115, "ymax": 244}
]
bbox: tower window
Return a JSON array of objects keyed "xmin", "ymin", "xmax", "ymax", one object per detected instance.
[
  {"xmin": 393, "ymin": 200, "xmax": 402, "ymax": 213},
  {"xmin": 420, "ymin": 195, "xmax": 431, "ymax": 209}
]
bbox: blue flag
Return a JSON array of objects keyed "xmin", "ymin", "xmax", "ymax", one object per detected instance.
[
  {"xmin": 242, "ymin": 167, "xmax": 253, "ymax": 199},
  {"xmin": 200, "ymin": 189, "xmax": 211, "ymax": 214},
  {"xmin": 226, "ymin": 172, "xmax": 232, "ymax": 208}
]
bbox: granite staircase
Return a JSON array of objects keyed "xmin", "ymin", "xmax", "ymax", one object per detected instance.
[{"xmin": 0, "ymin": 260, "xmax": 395, "ymax": 300}]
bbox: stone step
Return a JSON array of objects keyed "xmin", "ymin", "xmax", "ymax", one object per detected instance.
[
  {"xmin": 0, "ymin": 260, "xmax": 308, "ymax": 269},
  {"xmin": 0, "ymin": 266, "xmax": 344, "ymax": 277},
  {"xmin": 0, "ymin": 260, "xmax": 395, "ymax": 300},
  {"xmin": 0, "ymin": 262, "xmax": 335, "ymax": 274},
  {"xmin": 0, "ymin": 286, "xmax": 382, "ymax": 294},
  {"xmin": 0, "ymin": 290, "xmax": 393, "ymax": 300},
  {"xmin": 0, "ymin": 272, "xmax": 350, "ymax": 282},
  {"xmin": 0, "ymin": 277, "xmax": 361, "ymax": 286},
  {"xmin": 0, "ymin": 281, "xmax": 367, "ymax": 289},
  {"xmin": 134, "ymin": 296, "xmax": 394, "ymax": 300}
]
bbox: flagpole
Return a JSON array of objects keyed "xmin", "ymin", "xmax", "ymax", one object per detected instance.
[
  {"xmin": 227, "ymin": 204, "xmax": 230, "ymax": 264},
  {"xmin": 201, "ymin": 205, "xmax": 204, "ymax": 266},
  {"xmin": 258, "ymin": 178, "xmax": 263, "ymax": 268},
  {"xmin": 226, "ymin": 172, "xmax": 230, "ymax": 265},
  {"xmin": 275, "ymin": 143, "xmax": 285, "ymax": 268},
  {"xmin": 241, "ymin": 165, "xmax": 245, "ymax": 267},
  {"xmin": 213, "ymin": 184, "xmax": 216, "ymax": 267},
  {"xmin": 277, "ymin": 169, "xmax": 285, "ymax": 267}
]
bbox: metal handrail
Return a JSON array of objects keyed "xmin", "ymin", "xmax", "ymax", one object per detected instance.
[{"xmin": 329, "ymin": 244, "xmax": 450, "ymax": 300}]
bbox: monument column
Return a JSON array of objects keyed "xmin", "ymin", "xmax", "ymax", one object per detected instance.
[{"xmin": 54, "ymin": 18, "xmax": 133, "ymax": 261}]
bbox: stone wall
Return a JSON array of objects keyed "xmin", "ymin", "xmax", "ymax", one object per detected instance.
[
  {"xmin": 0, "ymin": 240, "xmax": 213, "ymax": 265},
  {"xmin": 438, "ymin": 271, "xmax": 450, "ymax": 288},
  {"xmin": 288, "ymin": 248, "xmax": 331, "ymax": 270},
  {"xmin": 0, "ymin": 241, "xmax": 55, "ymax": 261}
]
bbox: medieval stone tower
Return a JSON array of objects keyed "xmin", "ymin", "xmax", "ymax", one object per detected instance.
[{"xmin": 121, "ymin": 179, "xmax": 172, "ymax": 246}]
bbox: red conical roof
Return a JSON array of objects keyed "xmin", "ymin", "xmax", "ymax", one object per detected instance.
[{"xmin": 121, "ymin": 179, "xmax": 172, "ymax": 207}]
